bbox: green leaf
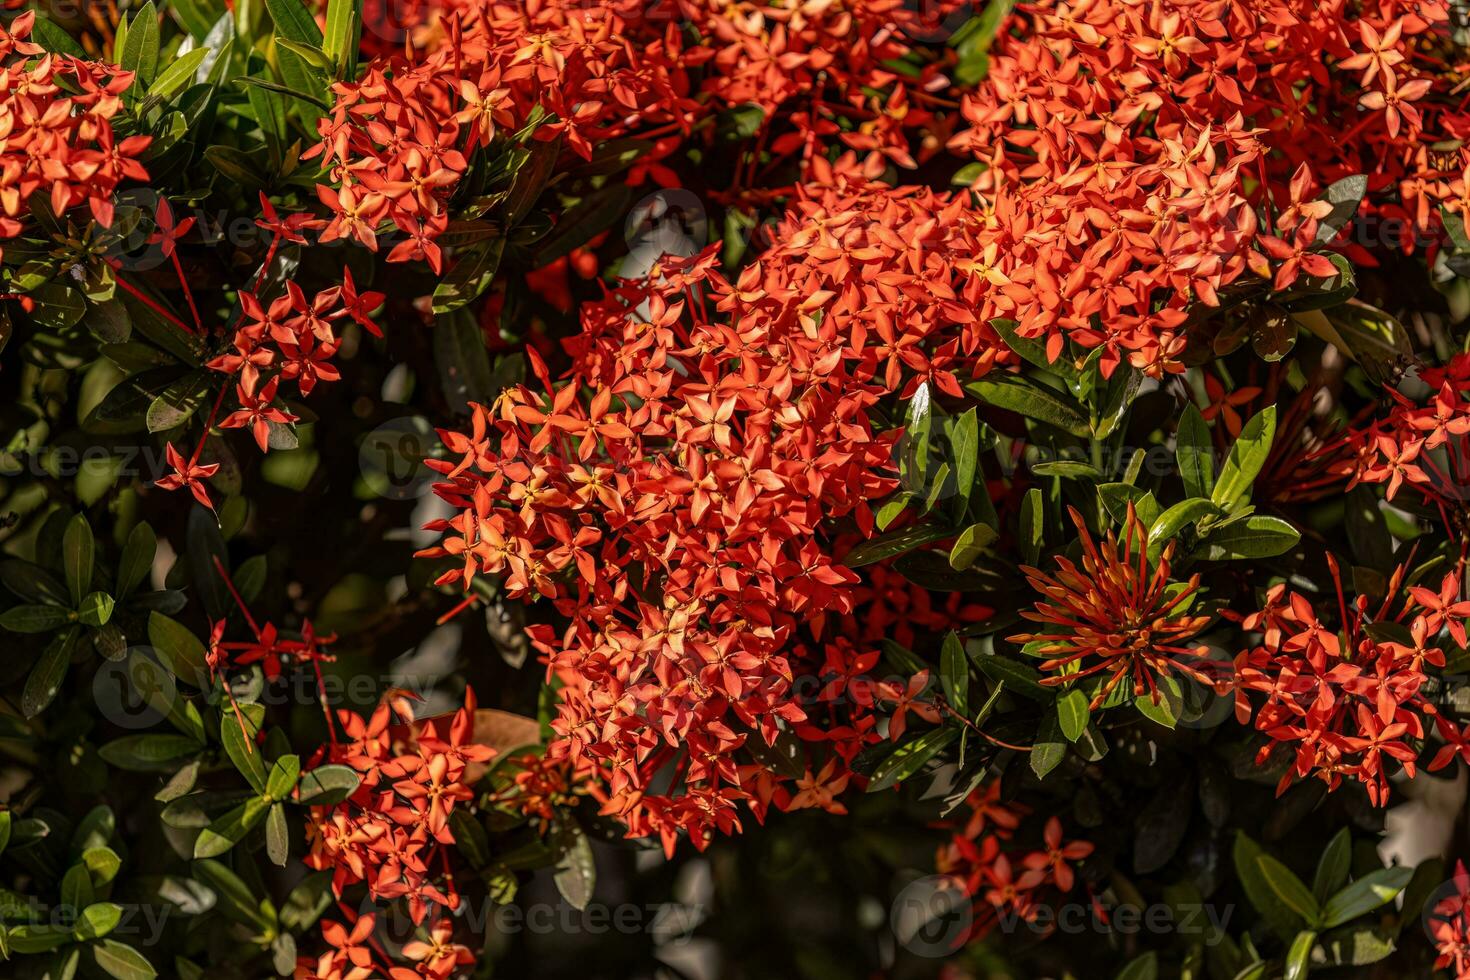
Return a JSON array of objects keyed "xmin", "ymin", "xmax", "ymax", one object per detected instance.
[
  {"xmin": 940, "ymin": 631, "xmax": 968, "ymax": 716},
  {"xmin": 532, "ymin": 182, "xmax": 634, "ymax": 266},
  {"xmin": 952, "ymin": 407, "xmax": 980, "ymax": 513},
  {"xmin": 266, "ymin": 755, "xmax": 301, "ymax": 801},
  {"xmin": 23, "ymin": 628, "xmax": 77, "ymax": 717},
  {"xmin": 203, "ymin": 145, "xmax": 267, "ymax": 190},
  {"xmin": 148, "ymin": 47, "xmax": 210, "ymax": 99},
  {"xmin": 1235, "ymin": 832, "xmax": 1308, "ymax": 940},
  {"xmin": 1057, "ymin": 687, "xmax": 1090, "ymax": 742},
  {"xmin": 296, "ymin": 764, "xmax": 361, "ymax": 805},
  {"xmin": 1115, "ymin": 951, "xmax": 1157, "ymax": 980},
  {"xmin": 1284, "ymin": 931, "xmax": 1316, "ymax": 980},
  {"xmin": 147, "ymin": 371, "xmax": 213, "ymax": 434},
  {"xmin": 1148, "ymin": 499, "xmax": 1221, "ymax": 548},
  {"xmin": 264, "ymin": 0, "xmax": 324, "ymax": 44},
  {"xmin": 1, "ymin": 604, "xmax": 74, "ymax": 633},
  {"xmin": 1135, "ymin": 674, "xmax": 1184, "ymax": 728},
  {"xmin": 62, "ymin": 862, "xmax": 95, "ymax": 910},
  {"xmin": 1317, "ymin": 301, "xmax": 1414, "ymax": 385},
  {"xmin": 966, "ymin": 377, "xmax": 1090, "ymax": 437},
  {"xmin": 64, "ymin": 514, "xmax": 95, "ymax": 606},
  {"xmin": 1098, "ymin": 484, "xmax": 1159, "ymax": 528},
  {"xmin": 98, "ymin": 734, "xmax": 200, "ymax": 771},
  {"xmin": 321, "ymin": 0, "xmax": 362, "ymax": 77},
  {"xmin": 1018, "ymin": 488, "xmax": 1044, "ymax": 565},
  {"xmin": 120, "ymin": 2, "xmax": 161, "ymax": 86},
  {"xmin": 192, "ymin": 797, "xmax": 269, "ymax": 858},
  {"xmin": 75, "ymin": 902, "xmax": 123, "ymax": 941},
  {"xmin": 78, "ymin": 591, "xmax": 115, "ymax": 628},
  {"xmin": 220, "ymin": 704, "xmax": 268, "ymax": 794},
  {"xmin": 147, "ymin": 613, "xmax": 209, "ymax": 688},
  {"xmin": 1319, "ymin": 923, "xmax": 1395, "ymax": 966},
  {"xmin": 867, "ymin": 726, "xmax": 959, "ymax": 792},
  {"xmin": 434, "ymin": 309, "xmax": 497, "ymax": 412},
  {"xmin": 948, "ymin": 522, "xmax": 997, "ymax": 570},
  {"xmin": 844, "ymin": 523, "xmax": 955, "ymax": 567},
  {"xmin": 715, "ymin": 102, "xmax": 765, "ymax": 141},
  {"xmin": 1176, "ymin": 403, "xmax": 1214, "ymax": 500},
  {"xmin": 990, "ymin": 318, "xmax": 1079, "ymax": 384},
  {"xmin": 553, "ymin": 821, "xmax": 596, "ymax": 911},
  {"xmin": 32, "ymin": 15, "xmax": 89, "ymax": 57},
  {"xmin": 1257, "ymin": 855, "xmax": 1321, "ymax": 926},
  {"xmin": 1030, "ymin": 710, "xmax": 1066, "ymax": 779},
  {"xmin": 1313, "ymin": 829, "xmax": 1352, "ymax": 905},
  {"xmin": 432, "ymin": 236, "xmax": 506, "ymax": 315},
  {"xmin": 117, "ymin": 523, "xmax": 157, "ymax": 598},
  {"xmin": 1211, "ymin": 406, "xmax": 1276, "ymax": 510},
  {"xmin": 974, "ymin": 653, "xmax": 1052, "ymax": 701},
  {"xmin": 265, "ymin": 803, "xmax": 289, "ymax": 866},
  {"xmin": 1316, "ymin": 174, "xmax": 1367, "ymax": 243},
  {"xmin": 92, "ymin": 940, "xmax": 157, "ymax": 980},
  {"xmin": 1199, "ymin": 515, "xmax": 1300, "ymax": 561},
  {"xmin": 1321, "ymin": 867, "xmax": 1413, "ymax": 929},
  {"xmin": 235, "ymin": 74, "xmax": 331, "ymax": 111}
]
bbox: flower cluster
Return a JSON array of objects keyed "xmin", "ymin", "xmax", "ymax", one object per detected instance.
[
  {"xmin": 935, "ymin": 785, "xmax": 1093, "ymax": 941},
  {"xmin": 945, "ymin": 0, "xmax": 1469, "ymax": 377},
  {"xmin": 1347, "ymin": 352, "xmax": 1470, "ymax": 533},
  {"xmin": 686, "ymin": 0, "xmax": 968, "ymax": 186},
  {"xmin": 0, "ymin": 12, "xmax": 149, "ymax": 251},
  {"xmin": 418, "ymin": 225, "xmax": 938, "ymax": 850},
  {"xmin": 1431, "ymin": 862, "xmax": 1470, "ymax": 978},
  {"xmin": 1225, "ymin": 559, "xmax": 1463, "ymax": 805},
  {"xmin": 308, "ymin": 0, "xmax": 701, "ymax": 267},
  {"xmin": 1010, "ymin": 504, "xmax": 1214, "ymax": 709},
  {"xmin": 304, "ymin": 691, "xmax": 493, "ymax": 926}
]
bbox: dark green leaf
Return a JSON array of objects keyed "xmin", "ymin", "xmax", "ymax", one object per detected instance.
[
  {"xmin": 845, "ymin": 523, "xmax": 955, "ymax": 567},
  {"xmin": 64, "ymin": 514, "xmax": 95, "ymax": 606},
  {"xmin": 23, "ymin": 628, "xmax": 77, "ymax": 717},
  {"xmin": 867, "ymin": 726, "xmax": 959, "ymax": 792},
  {"xmin": 296, "ymin": 764, "xmax": 360, "ymax": 805},
  {"xmin": 1030, "ymin": 710, "xmax": 1066, "ymax": 779},
  {"xmin": 966, "ymin": 377, "xmax": 1089, "ymax": 437},
  {"xmin": 1322, "ymin": 867, "xmax": 1413, "ymax": 929},
  {"xmin": 939, "ymin": 631, "xmax": 968, "ymax": 716}
]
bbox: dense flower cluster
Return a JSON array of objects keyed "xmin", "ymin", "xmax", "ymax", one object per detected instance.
[
  {"xmin": 1432, "ymin": 862, "xmax": 1470, "ymax": 978},
  {"xmin": 1348, "ymin": 352, "xmax": 1470, "ymax": 535},
  {"xmin": 682, "ymin": 0, "xmax": 968, "ymax": 184},
  {"xmin": 417, "ymin": 239, "xmax": 907, "ymax": 851},
  {"xmin": 934, "ymin": 785, "xmax": 1093, "ymax": 942},
  {"xmin": 945, "ymin": 0, "xmax": 1468, "ymax": 377},
  {"xmin": 1225, "ymin": 559, "xmax": 1463, "ymax": 805},
  {"xmin": 1010, "ymin": 504, "xmax": 1214, "ymax": 708},
  {"xmin": 308, "ymin": 0, "xmax": 703, "ymax": 266},
  {"xmin": 0, "ymin": 12, "xmax": 148, "ymax": 251},
  {"xmin": 304, "ymin": 692, "xmax": 492, "ymax": 925}
]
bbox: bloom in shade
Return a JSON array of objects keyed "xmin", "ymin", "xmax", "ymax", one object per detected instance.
[
  {"xmin": 1430, "ymin": 861, "xmax": 1470, "ymax": 977},
  {"xmin": 1021, "ymin": 817, "xmax": 1094, "ymax": 892},
  {"xmin": 1009, "ymin": 504, "xmax": 1213, "ymax": 710},
  {"xmin": 155, "ymin": 442, "xmax": 220, "ymax": 511}
]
